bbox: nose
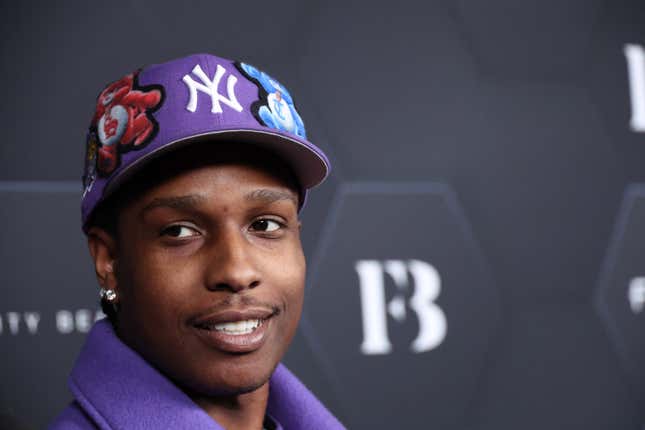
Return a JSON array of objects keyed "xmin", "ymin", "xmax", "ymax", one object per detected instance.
[{"xmin": 205, "ymin": 225, "xmax": 261, "ymax": 293}]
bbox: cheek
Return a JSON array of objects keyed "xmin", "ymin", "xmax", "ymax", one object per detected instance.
[
  {"xmin": 114, "ymin": 251, "xmax": 197, "ymax": 355},
  {"xmin": 116, "ymin": 246, "xmax": 197, "ymax": 319},
  {"xmin": 121, "ymin": 237, "xmax": 199, "ymax": 283},
  {"xmin": 273, "ymin": 250, "xmax": 306, "ymax": 324}
]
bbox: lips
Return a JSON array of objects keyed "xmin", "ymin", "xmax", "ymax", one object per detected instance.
[{"xmin": 189, "ymin": 308, "xmax": 277, "ymax": 353}]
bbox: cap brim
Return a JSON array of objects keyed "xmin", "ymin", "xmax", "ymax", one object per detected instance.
[{"xmin": 103, "ymin": 129, "xmax": 330, "ymax": 199}]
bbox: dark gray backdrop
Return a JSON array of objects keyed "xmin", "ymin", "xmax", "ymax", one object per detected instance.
[{"xmin": 1, "ymin": 1, "xmax": 644, "ymax": 429}]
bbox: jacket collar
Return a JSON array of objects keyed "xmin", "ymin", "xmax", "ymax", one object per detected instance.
[{"xmin": 69, "ymin": 319, "xmax": 343, "ymax": 430}]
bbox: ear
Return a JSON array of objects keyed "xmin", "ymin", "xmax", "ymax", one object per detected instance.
[{"xmin": 87, "ymin": 227, "xmax": 119, "ymax": 294}]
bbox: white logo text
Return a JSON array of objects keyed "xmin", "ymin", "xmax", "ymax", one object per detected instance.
[
  {"xmin": 628, "ymin": 277, "xmax": 645, "ymax": 314},
  {"xmin": 182, "ymin": 64, "xmax": 243, "ymax": 114},
  {"xmin": 355, "ymin": 259, "xmax": 447, "ymax": 355},
  {"xmin": 625, "ymin": 44, "xmax": 645, "ymax": 132}
]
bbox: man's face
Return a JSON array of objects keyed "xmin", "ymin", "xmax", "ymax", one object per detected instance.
[{"xmin": 107, "ymin": 152, "xmax": 305, "ymax": 397}]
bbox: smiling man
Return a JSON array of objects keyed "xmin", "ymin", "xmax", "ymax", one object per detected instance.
[{"xmin": 48, "ymin": 54, "xmax": 345, "ymax": 430}]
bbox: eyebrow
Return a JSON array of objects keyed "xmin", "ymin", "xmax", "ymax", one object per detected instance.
[
  {"xmin": 139, "ymin": 189, "xmax": 297, "ymax": 215},
  {"xmin": 141, "ymin": 194, "xmax": 206, "ymax": 214},
  {"xmin": 245, "ymin": 189, "xmax": 298, "ymax": 206}
]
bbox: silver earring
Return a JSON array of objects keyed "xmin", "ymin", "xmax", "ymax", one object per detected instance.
[{"xmin": 100, "ymin": 288, "xmax": 117, "ymax": 302}]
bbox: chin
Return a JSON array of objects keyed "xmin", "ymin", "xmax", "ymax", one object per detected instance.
[
  {"xmin": 185, "ymin": 373, "xmax": 270, "ymax": 398},
  {"xmin": 179, "ymin": 358, "xmax": 278, "ymax": 398}
]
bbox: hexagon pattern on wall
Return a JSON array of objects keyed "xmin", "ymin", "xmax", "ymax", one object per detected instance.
[
  {"xmin": 595, "ymin": 185, "xmax": 645, "ymax": 401},
  {"xmin": 303, "ymin": 182, "xmax": 500, "ymax": 429}
]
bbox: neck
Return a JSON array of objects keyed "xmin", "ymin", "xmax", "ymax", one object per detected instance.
[{"xmin": 188, "ymin": 382, "xmax": 270, "ymax": 430}]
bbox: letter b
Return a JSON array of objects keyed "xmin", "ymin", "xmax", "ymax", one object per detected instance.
[{"xmin": 356, "ymin": 259, "xmax": 447, "ymax": 355}]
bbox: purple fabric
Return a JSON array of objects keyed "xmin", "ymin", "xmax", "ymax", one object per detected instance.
[
  {"xmin": 47, "ymin": 319, "xmax": 345, "ymax": 430},
  {"xmin": 81, "ymin": 53, "xmax": 330, "ymax": 231}
]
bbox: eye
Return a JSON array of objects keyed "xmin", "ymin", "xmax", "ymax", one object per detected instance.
[
  {"xmin": 250, "ymin": 219, "xmax": 282, "ymax": 232},
  {"xmin": 161, "ymin": 224, "xmax": 199, "ymax": 238}
]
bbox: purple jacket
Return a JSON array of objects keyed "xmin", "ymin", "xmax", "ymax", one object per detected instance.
[{"xmin": 48, "ymin": 319, "xmax": 345, "ymax": 430}]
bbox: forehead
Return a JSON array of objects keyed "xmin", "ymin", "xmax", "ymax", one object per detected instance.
[
  {"xmin": 145, "ymin": 162, "xmax": 297, "ymax": 200},
  {"xmin": 116, "ymin": 142, "xmax": 301, "ymax": 209},
  {"xmin": 134, "ymin": 164, "xmax": 301, "ymax": 223}
]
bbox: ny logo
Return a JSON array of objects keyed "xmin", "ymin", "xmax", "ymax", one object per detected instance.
[
  {"xmin": 625, "ymin": 44, "xmax": 645, "ymax": 132},
  {"xmin": 628, "ymin": 277, "xmax": 645, "ymax": 314},
  {"xmin": 182, "ymin": 64, "xmax": 243, "ymax": 114},
  {"xmin": 355, "ymin": 259, "xmax": 447, "ymax": 355}
]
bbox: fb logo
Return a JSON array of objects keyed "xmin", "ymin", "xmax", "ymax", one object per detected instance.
[
  {"xmin": 182, "ymin": 64, "xmax": 243, "ymax": 114},
  {"xmin": 355, "ymin": 260, "xmax": 447, "ymax": 355},
  {"xmin": 628, "ymin": 277, "xmax": 645, "ymax": 314},
  {"xmin": 625, "ymin": 44, "xmax": 645, "ymax": 132}
]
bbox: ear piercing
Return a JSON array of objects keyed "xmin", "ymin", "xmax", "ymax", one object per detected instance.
[{"xmin": 100, "ymin": 288, "xmax": 117, "ymax": 302}]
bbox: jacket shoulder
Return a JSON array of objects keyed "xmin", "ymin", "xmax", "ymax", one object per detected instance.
[{"xmin": 47, "ymin": 401, "xmax": 97, "ymax": 430}]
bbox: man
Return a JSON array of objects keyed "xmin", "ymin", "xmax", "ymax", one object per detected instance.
[{"xmin": 48, "ymin": 53, "xmax": 345, "ymax": 430}]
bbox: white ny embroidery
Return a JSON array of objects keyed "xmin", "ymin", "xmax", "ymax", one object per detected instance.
[{"xmin": 182, "ymin": 64, "xmax": 243, "ymax": 114}]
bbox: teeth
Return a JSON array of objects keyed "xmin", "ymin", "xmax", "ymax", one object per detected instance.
[{"xmin": 205, "ymin": 319, "xmax": 262, "ymax": 335}]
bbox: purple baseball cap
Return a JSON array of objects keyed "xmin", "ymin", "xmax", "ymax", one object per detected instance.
[{"xmin": 81, "ymin": 53, "xmax": 330, "ymax": 232}]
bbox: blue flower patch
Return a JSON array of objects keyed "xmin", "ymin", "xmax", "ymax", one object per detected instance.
[{"xmin": 236, "ymin": 62, "xmax": 306, "ymax": 138}]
